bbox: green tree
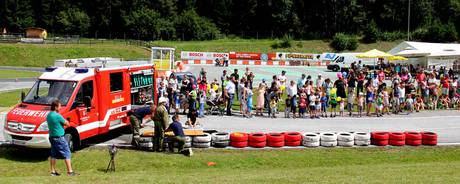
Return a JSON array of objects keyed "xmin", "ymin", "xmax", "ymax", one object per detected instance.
[
  {"xmin": 362, "ymin": 20, "xmax": 380, "ymax": 43},
  {"xmin": 174, "ymin": 10, "xmax": 220, "ymax": 40},
  {"xmin": 57, "ymin": 8, "xmax": 90, "ymax": 35}
]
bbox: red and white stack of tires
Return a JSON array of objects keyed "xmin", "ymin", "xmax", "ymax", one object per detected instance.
[
  {"xmin": 249, "ymin": 133, "xmax": 267, "ymax": 148},
  {"xmin": 353, "ymin": 132, "xmax": 370, "ymax": 146},
  {"xmin": 302, "ymin": 132, "xmax": 320, "ymax": 147},
  {"xmin": 405, "ymin": 132, "xmax": 422, "ymax": 146},
  {"xmin": 211, "ymin": 132, "xmax": 230, "ymax": 148},
  {"xmin": 230, "ymin": 132, "xmax": 248, "ymax": 148},
  {"xmin": 337, "ymin": 132, "xmax": 354, "ymax": 147},
  {"xmin": 389, "ymin": 132, "xmax": 406, "ymax": 146},
  {"xmin": 193, "ymin": 133, "xmax": 212, "ymax": 148},
  {"xmin": 421, "ymin": 132, "xmax": 438, "ymax": 146},
  {"xmin": 320, "ymin": 132, "xmax": 337, "ymax": 147},
  {"xmin": 371, "ymin": 132, "xmax": 389, "ymax": 146},
  {"xmin": 267, "ymin": 133, "xmax": 285, "ymax": 147},
  {"xmin": 284, "ymin": 132, "xmax": 302, "ymax": 147}
]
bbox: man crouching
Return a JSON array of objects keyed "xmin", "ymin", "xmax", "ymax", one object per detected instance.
[{"xmin": 166, "ymin": 115, "xmax": 192, "ymax": 156}]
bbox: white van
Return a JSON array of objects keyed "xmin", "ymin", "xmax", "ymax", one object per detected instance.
[{"xmin": 325, "ymin": 53, "xmax": 377, "ymax": 72}]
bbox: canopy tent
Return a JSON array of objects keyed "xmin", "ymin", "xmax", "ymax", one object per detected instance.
[
  {"xmin": 388, "ymin": 41, "xmax": 460, "ymax": 68},
  {"xmin": 357, "ymin": 49, "xmax": 393, "ymax": 58}
]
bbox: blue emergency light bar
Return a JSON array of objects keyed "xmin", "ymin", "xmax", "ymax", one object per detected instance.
[
  {"xmin": 45, "ymin": 67, "xmax": 57, "ymax": 72},
  {"xmin": 75, "ymin": 68, "xmax": 89, "ymax": 73}
]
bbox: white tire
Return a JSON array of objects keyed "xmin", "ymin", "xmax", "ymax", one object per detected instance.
[
  {"xmin": 338, "ymin": 140, "xmax": 354, "ymax": 147},
  {"xmin": 320, "ymin": 141, "xmax": 337, "ymax": 147},
  {"xmin": 185, "ymin": 142, "xmax": 192, "ymax": 148},
  {"xmin": 193, "ymin": 133, "xmax": 212, "ymax": 143},
  {"xmin": 138, "ymin": 137, "xmax": 152, "ymax": 143},
  {"xmin": 355, "ymin": 140, "xmax": 370, "ymax": 146},
  {"xmin": 303, "ymin": 141, "xmax": 320, "ymax": 147},
  {"xmin": 139, "ymin": 142, "xmax": 153, "ymax": 148},
  {"xmin": 185, "ymin": 136, "xmax": 192, "ymax": 142},
  {"xmin": 320, "ymin": 132, "xmax": 337, "ymax": 142},
  {"xmin": 303, "ymin": 132, "xmax": 320, "ymax": 142},
  {"xmin": 193, "ymin": 142, "xmax": 211, "ymax": 148},
  {"xmin": 354, "ymin": 132, "xmax": 371, "ymax": 141},
  {"xmin": 211, "ymin": 132, "xmax": 230, "ymax": 142},
  {"xmin": 337, "ymin": 132, "xmax": 354, "ymax": 141}
]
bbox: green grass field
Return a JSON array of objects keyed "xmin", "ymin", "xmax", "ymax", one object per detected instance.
[
  {"xmin": 0, "ymin": 89, "xmax": 28, "ymax": 107},
  {"xmin": 0, "ymin": 39, "xmax": 401, "ymax": 67},
  {"xmin": 0, "ymin": 70, "xmax": 41, "ymax": 79},
  {"xmin": 0, "ymin": 42, "xmax": 150, "ymax": 67},
  {"xmin": 0, "ymin": 146, "xmax": 459, "ymax": 183}
]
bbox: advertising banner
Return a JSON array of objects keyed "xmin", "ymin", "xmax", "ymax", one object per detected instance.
[
  {"xmin": 273, "ymin": 52, "xmax": 321, "ymax": 61},
  {"xmin": 229, "ymin": 52, "xmax": 262, "ymax": 60},
  {"xmin": 181, "ymin": 51, "xmax": 229, "ymax": 60}
]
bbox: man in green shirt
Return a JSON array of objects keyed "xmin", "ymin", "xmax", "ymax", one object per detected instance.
[
  {"xmin": 153, "ymin": 97, "xmax": 169, "ymax": 152},
  {"xmin": 47, "ymin": 100, "xmax": 77, "ymax": 176}
]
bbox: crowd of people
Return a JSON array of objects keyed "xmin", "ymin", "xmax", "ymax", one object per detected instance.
[{"xmin": 156, "ymin": 64, "xmax": 460, "ymax": 120}]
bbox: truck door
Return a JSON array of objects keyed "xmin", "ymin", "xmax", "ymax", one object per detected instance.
[{"xmin": 71, "ymin": 80, "xmax": 99, "ymax": 138}]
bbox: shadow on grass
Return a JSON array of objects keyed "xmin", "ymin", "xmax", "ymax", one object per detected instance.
[{"xmin": 0, "ymin": 146, "xmax": 49, "ymax": 162}]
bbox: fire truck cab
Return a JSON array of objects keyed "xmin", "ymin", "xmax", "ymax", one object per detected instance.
[{"xmin": 4, "ymin": 58, "xmax": 157, "ymax": 151}]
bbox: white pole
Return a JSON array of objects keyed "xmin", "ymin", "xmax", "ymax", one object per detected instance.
[{"xmin": 407, "ymin": 0, "xmax": 411, "ymax": 41}]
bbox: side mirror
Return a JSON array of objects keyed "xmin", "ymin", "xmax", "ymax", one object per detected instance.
[
  {"xmin": 21, "ymin": 91, "xmax": 25, "ymax": 102},
  {"xmin": 83, "ymin": 96, "xmax": 92, "ymax": 111}
]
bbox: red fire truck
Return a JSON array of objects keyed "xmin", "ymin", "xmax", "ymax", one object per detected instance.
[{"xmin": 3, "ymin": 58, "xmax": 158, "ymax": 151}]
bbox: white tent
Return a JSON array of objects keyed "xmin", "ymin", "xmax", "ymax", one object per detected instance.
[{"xmin": 388, "ymin": 41, "xmax": 460, "ymax": 69}]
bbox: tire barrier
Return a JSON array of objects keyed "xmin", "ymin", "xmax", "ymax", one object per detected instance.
[
  {"xmin": 421, "ymin": 132, "xmax": 438, "ymax": 146},
  {"xmin": 267, "ymin": 133, "xmax": 285, "ymax": 147},
  {"xmin": 173, "ymin": 136, "xmax": 192, "ymax": 148},
  {"xmin": 371, "ymin": 132, "xmax": 389, "ymax": 146},
  {"xmin": 230, "ymin": 132, "xmax": 248, "ymax": 148},
  {"xmin": 193, "ymin": 133, "xmax": 211, "ymax": 148},
  {"xmin": 284, "ymin": 132, "xmax": 302, "ymax": 147},
  {"xmin": 405, "ymin": 132, "xmax": 422, "ymax": 146},
  {"xmin": 302, "ymin": 132, "xmax": 320, "ymax": 147},
  {"xmin": 320, "ymin": 132, "xmax": 337, "ymax": 147},
  {"xmin": 353, "ymin": 132, "xmax": 371, "ymax": 146},
  {"xmin": 337, "ymin": 132, "xmax": 354, "ymax": 147},
  {"xmin": 212, "ymin": 132, "xmax": 230, "ymax": 148},
  {"xmin": 389, "ymin": 132, "xmax": 406, "ymax": 146},
  {"xmin": 248, "ymin": 133, "xmax": 267, "ymax": 148}
]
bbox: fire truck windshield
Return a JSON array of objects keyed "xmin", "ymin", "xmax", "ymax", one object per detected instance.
[{"xmin": 23, "ymin": 80, "xmax": 77, "ymax": 106}]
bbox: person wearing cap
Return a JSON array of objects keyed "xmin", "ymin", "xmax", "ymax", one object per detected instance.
[{"xmin": 153, "ymin": 97, "xmax": 169, "ymax": 152}]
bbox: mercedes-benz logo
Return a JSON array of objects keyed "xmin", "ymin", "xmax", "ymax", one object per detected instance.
[{"xmin": 17, "ymin": 123, "xmax": 22, "ymax": 131}]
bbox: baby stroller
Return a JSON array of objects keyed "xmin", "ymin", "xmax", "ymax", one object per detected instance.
[{"xmin": 206, "ymin": 93, "xmax": 226, "ymax": 116}]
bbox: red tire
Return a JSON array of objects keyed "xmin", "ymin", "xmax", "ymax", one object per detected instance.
[
  {"xmin": 421, "ymin": 132, "xmax": 438, "ymax": 140},
  {"xmin": 285, "ymin": 141, "xmax": 301, "ymax": 147},
  {"xmin": 389, "ymin": 132, "xmax": 406, "ymax": 140},
  {"xmin": 249, "ymin": 133, "xmax": 267, "ymax": 142},
  {"xmin": 284, "ymin": 132, "xmax": 302, "ymax": 142},
  {"xmin": 371, "ymin": 139, "xmax": 389, "ymax": 146},
  {"xmin": 267, "ymin": 133, "xmax": 284, "ymax": 142},
  {"xmin": 230, "ymin": 132, "xmax": 248, "ymax": 142},
  {"xmin": 422, "ymin": 139, "xmax": 437, "ymax": 146},
  {"xmin": 371, "ymin": 132, "xmax": 389, "ymax": 140},
  {"xmin": 267, "ymin": 141, "xmax": 284, "ymax": 147},
  {"xmin": 249, "ymin": 141, "xmax": 266, "ymax": 148},
  {"xmin": 406, "ymin": 139, "xmax": 422, "ymax": 146},
  {"xmin": 389, "ymin": 139, "xmax": 405, "ymax": 146},
  {"xmin": 405, "ymin": 132, "xmax": 422, "ymax": 140},
  {"xmin": 230, "ymin": 141, "xmax": 248, "ymax": 148}
]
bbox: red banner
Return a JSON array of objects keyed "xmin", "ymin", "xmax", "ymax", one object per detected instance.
[{"xmin": 229, "ymin": 52, "xmax": 261, "ymax": 60}]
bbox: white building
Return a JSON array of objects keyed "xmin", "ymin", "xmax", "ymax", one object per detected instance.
[{"xmin": 388, "ymin": 41, "xmax": 460, "ymax": 69}]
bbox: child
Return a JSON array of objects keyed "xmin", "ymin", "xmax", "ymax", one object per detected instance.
[
  {"xmin": 309, "ymin": 93, "xmax": 317, "ymax": 119},
  {"xmin": 198, "ymin": 91, "xmax": 206, "ymax": 118},
  {"xmin": 399, "ymin": 83, "xmax": 406, "ymax": 112},
  {"xmin": 299, "ymin": 93, "xmax": 307, "ymax": 118},
  {"xmin": 440, "ymin": 94, "xmax": 450, "ymax": 109},
  {"xmin": 285, "ymin": 96, "xmax": 292, "ymax": 118},
  {"xmin": 246, "ymin": 88, "xmax": 253, "ymax": 118},
  {"xmin": 347, "ymin": 92, "xmax": 355, "ymax": 117},
  {"xmin": 315, "ymin": 93, "xmax": 321, "ymax": 119},
  {"xmin": 375, "ymin": 93, "xmax": 384, "ymax": 117},
  {"xmin": 427, "ymin": 98, "xmax": 434, "ymax": 110},
  {"xmin": 357, "ymin": 93, "xmax": 364, "ymax": 117},
  {"xmin": 339, "ymin": 97, "xmax": 345, "ymax": 117},
  {"xmin": 320, "ymin": 92, "xmax": 328, "ymax": 118},
  {"xmin": 329, "ymin": 93, "xmax": 338, "ymax": 118},
  {"xmin": 405, "ymin": 94, "xmax": 414, "ymax": 113},
  {"xmin": 415, "ymin": 95, "xmax": 424, "ymax": 112},
  {"xmin": 382, "ymin": 87, "xmax": 390, "ymax": 115},
  {"xmin": 392, "ymin": 82, "xmax": 400, "ymax": 114},
  {"xmin": 269, "ymin": 96, "xmax": 278, "ymax": 118}
]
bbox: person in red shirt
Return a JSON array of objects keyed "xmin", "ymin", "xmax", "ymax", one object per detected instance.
[
  {"xmin": 298, "ymin": 93, "xmax": 307, "ymax": 118},
  {"xmin": 441, "ymin": 76, "xmax": 450, "ymax": 96}
]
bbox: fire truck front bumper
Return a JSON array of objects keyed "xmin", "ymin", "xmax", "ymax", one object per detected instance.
[{"xmin": 4, "ymin": 129, "xmax": 51, "ymax": 148}]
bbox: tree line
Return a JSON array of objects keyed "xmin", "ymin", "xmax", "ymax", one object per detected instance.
[{"xmin": 1, "ymin": 0, "xmax": 459, "ymax": 42}]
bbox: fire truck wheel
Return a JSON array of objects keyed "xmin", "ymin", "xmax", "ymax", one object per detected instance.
[{"xmin": 64, "ymin": 132, "xmax": 79, "ymax": 152}]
